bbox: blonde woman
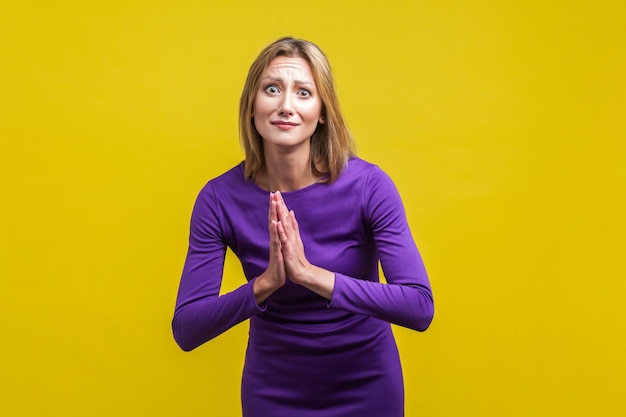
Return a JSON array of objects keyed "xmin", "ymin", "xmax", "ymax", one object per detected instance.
[{"xmin": 173, "ymin": 37, "xmax": 434, "ymax": 417}]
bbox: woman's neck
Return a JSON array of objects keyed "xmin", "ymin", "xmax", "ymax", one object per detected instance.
[{"xmin": 258, "ymin": 147, "xmax": 321, "ymax": 192}]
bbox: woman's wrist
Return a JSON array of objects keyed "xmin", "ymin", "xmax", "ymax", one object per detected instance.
[
  {"xmin": 293, "ymin": 265, "xmax": 335, "ymax": 300},
  {"xmin": 253, "ymin": 271, "xmax": 282, "ymax": 305}
]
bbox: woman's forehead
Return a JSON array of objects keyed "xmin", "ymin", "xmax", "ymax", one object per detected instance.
[{"xmin": 264, "ymin": 56, "xmax": 313, "ymax": 76}]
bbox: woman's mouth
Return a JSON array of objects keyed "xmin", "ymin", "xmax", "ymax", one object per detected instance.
[{"xmin": 271, "ymin": 121, "xmax": 299, "ymax": 130}]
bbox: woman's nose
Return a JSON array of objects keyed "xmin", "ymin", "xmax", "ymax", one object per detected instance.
[{"xmin": 278, "ymin": 94, "xmax": 294, "ymax": 116}]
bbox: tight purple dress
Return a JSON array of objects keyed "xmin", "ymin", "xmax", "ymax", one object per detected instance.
[{"xmin": 172, "ymin": 157, "xmax": 434, "ymax": 417}]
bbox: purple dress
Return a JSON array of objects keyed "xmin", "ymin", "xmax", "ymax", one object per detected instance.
[{"xmin": 173, "ymin": 157, "xmax": 434, "ymax": 417}]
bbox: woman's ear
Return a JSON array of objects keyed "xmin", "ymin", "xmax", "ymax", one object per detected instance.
[{"xmin": 319, "ymin": 116, "xmax": 325, "ymax": 124}]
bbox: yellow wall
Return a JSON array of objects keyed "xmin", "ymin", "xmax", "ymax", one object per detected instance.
[{"xmin": 2, "ymin": 1, "xmax": 624, "ymax": 416}]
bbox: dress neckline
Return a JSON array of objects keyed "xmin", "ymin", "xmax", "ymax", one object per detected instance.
[{"xmin": 241, "ymin": 163, "xmax": 329, "ymax": 196}]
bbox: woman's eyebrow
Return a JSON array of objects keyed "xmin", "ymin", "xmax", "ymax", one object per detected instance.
[{"xmin": 261, "ymin": 76, "xmax": 314, "ymax": 86}]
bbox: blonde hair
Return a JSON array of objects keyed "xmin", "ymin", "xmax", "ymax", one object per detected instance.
[{"xmin": 239, "ymin": 37, "xmax": 355, "ymax": 183}]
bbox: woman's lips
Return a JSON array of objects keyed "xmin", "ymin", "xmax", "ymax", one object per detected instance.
[{"xmin": 271, "ymin": 121, "xmax": 299, "ymax": 130}]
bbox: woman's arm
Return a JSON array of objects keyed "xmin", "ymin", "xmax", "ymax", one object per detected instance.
[
  {"xmin": 172, "ymin": 184, "xmax": 266, "ymax": 351},
  {"xmin": 273, "ymin": 169, "xmax": 434, "ymax": 332}
]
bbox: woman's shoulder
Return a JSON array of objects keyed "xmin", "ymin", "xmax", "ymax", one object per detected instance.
[
  {"xmin": 342, "ymin": 156, "xmax": 389, "ymax": 182},
  {"xmin": 204, "ymin": 162, "xmax": 246, "ymax": 187},
  {"xmin": 196, "ymin": 162, "xmax": 252, "ymax": 197},
  {"xmin": 340, "ymin": 156, "xmax": 400, "ymax": 199}
]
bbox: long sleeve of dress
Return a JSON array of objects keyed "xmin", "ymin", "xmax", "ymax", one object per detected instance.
[
  {"xmin": 328, "ymin": 166, "xmax": 434, "ymax": 331},
  {"xmin": 172, "ymin": 183, "xmax": 265, "ymax": 352}
]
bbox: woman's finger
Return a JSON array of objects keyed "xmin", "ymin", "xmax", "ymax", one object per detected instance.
[
  {"xmin": 271, "ymin": 220, "xmax": 283, "ymax": 252},
  {"xmin": 268, "ymin": 192, "xmax": 276, "ymax": 230},
  {"xmin": 274, "ymin": 191, "xmax": 292, "ymax": 230},
  {"xmin": 289, "ymin": 210, "xmax": 304, "ymax": 245},
  {"xmin": 275, "ymin": 219, "xmax": 287, "ymax": 243}
]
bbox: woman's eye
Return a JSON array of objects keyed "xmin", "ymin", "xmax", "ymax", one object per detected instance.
[
  {"xmin": 265, "ymin": 85, "xmax": 279, "ymax": 94},
  {"xmin": 298, "ymin": 89, "xmax": 311, "ymax": 97}
]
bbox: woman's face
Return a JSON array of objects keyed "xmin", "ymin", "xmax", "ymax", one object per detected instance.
[{"xmin": 253, "ymin": 56, "xmax": 323, "ymax": 152}]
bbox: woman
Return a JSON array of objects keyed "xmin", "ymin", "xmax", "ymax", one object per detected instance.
[{"xmin": 172, "ymin": 37, "xmax": 434, "ymax": 417}]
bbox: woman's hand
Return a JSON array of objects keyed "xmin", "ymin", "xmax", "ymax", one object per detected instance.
[
  {"xmin": 253, "ymin": 192, "xmax": 287, "ymax": 304},
  {"xmin": 273, "ymin": 191, "xmax": 335, "ymax": 299}
]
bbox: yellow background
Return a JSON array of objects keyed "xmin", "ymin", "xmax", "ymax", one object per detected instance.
[{"xmin": 1, "ymin": 1, "xmax": 624, "ymax": 416}]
